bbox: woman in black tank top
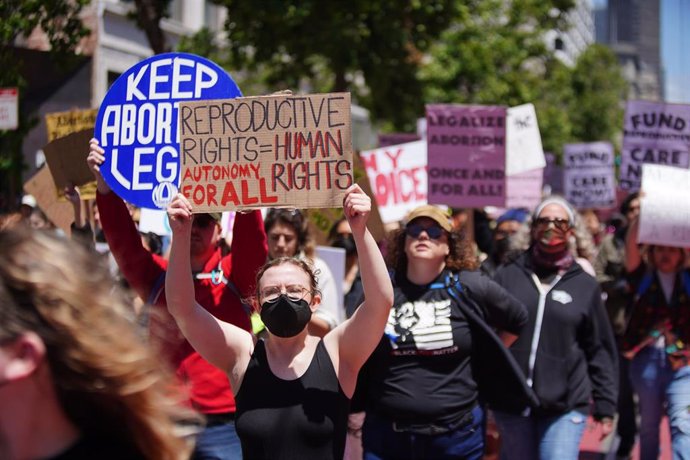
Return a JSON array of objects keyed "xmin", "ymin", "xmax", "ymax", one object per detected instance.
[{"xmin": 165, "ymin": 184, "xmax": 393, "ymax": 460}]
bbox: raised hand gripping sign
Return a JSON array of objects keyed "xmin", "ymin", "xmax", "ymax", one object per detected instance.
[{"xmin": 95, "ymin": 53, "xmax": 241, "ymax": 209}]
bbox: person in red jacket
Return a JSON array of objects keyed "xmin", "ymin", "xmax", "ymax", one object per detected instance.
[{"xmin": 87, "ymin": 139, "xmax": 267, "ymax": 460}]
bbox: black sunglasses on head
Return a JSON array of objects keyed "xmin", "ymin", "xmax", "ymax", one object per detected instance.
[
  {"xmin": 405, "ymin": 223, "xmax": 444, "ymax": 239},
  {"xmin": 534, "ymin": 217, "xmax": 571, "ymax": 231},
  {"xmin": 193, "ymin": 215, "xmax": 216, "ymax": 228}
]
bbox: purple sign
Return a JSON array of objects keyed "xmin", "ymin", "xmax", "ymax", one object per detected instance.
[
  {"xmin": 563, "ymin": 142, "xmax": 616, "ymax": 209},
  {"xmin": 543, "ymin": 152, "xmax": 563, "ymax": 195},
  {"xmin": 620, "ymin": 100, "xmax": 690, "ymax": 191},
  {"xmin": 378, "ymin": 133, "xmax": 421, "ymax": 148},
  {"xmin": 426, "ymin": 104, "xmax": 506, "ymax": 207}
]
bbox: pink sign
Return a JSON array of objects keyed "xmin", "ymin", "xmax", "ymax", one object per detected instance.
[
  {"xmin": 426, "ymin": 104, "xmax": 506, "ymax": 207},
  {"xmin": 505, "ymin": 167, "xmax": 543, "ymax": 210}
]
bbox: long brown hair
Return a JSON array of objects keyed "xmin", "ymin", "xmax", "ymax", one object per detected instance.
[
  {"xmin": 0, "ymin": 228, "xmax": 194, "ymax": 460},
  {"xmin": 385, "ymin": 225, "xmax": 478, "ymax": 275}
]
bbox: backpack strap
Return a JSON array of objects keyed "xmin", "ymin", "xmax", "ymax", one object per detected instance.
[
  {"xmin": 194, "ymin": 261, "xmax": 229, "ymax": 286},
  {"xmin": 147, "ymin": 271, "xmax": 167, "ymax": 305},
  {"xmin": 635, "ymin": 271, "xmax": 654, "ymax": 301},
  {"xmin": 682, "ymin": 270, "xmax": 690, "ymax": 298}
]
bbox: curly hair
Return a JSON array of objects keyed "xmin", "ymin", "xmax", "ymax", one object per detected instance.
[
  {"xmin": 385, "ymin": 226, "xmax": 478, "ymax": 275},
  {"xmin": 0, "ymin": 228, "xmax": 194, "ymax": 460},
  {"xmin": 249, "ymin": 256, "xmax": 323, "ymax": 311}
]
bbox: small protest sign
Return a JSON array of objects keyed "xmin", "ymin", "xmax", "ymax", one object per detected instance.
[
  {"xmin": 0, "ymin": 88, "xmax": 18, "ymax": 130},
  {"xmin": 178, "ymin": 92, "xmax": 353, "ymax": 213},
  {"xmin": 95, "ymin": 52, "xmax": 241, "ymax": 209},
  {"xmin": 426, "ymin": 104, "xmax": 506, "ymax": 207},
  {"xmin": 23, "ymin": 167, "xmax": 73, "ymax": 235},
  {"xmin": 45, "ymin": 108, "xmax": 98, "ymax": 142},
  {"xmin": 543, "ymin": 152, "xmax": 563, "ymax": 195},
  {"xmin": 315, "ymin": 245, "xmax": 346, "ymax": 318},
  {"xmin": 138, "ymin": 208, "xmax": 172, "ymax": 236},
  {"xmin": 563, "ymin": 142, "xmax": 616, "ymax": 209},
  {"xmin": 45, "ymin": 108, "xmax": 99, "ymax": 199},
  {"xmin": 506, "ymin": 103, "xmax": 545, "ymax": 176},
  {"xmin": 378, "ymin": 133, "xmax": 421, "ymax": 148},
  {"xmin": 360, "ymin": 140, "xmax": 427, "ymax": 224},
  {"xmin": 43, "ymin": 129, "xmax": 94, "ymax": 190},
  {"xmin": 638, "ymin": 164, "xmax": 690, "ymax": 248},
  {"xmin": 505, "ymin": 167, "xmax": 543, "ymax": 210},
  {"xmin": 620, "ymin": 100, "xmax": 690, "ymax": 191}
]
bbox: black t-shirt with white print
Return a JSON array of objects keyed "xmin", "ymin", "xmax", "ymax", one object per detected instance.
[{"xmin": 362, "ymin": 269, "xmax": 476, "ymax": 425}]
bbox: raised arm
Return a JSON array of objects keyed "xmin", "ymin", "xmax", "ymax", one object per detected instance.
[
  {"xmin": 165, "ymin": 194, "xmax": 253, "ymax": 391},
  {"xmin": 324, "ymin": 185, "xmax": 394, "ymax": 396},
  {"xmin": 625, "ymin": 216, "xmax": 642, "ymax": 273},
  {"xmin": 87, "ymin": 139, "xmax": 165, "ymax": 302}
]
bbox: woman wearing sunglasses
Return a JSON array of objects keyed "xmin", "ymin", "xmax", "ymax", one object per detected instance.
[
  {"xmin": 165, "ymin": 184, "xmax": 393, "ymax": 460},
  {"xmin": 357, "ymin": 204, "xmax": 530, "ymax": 460},
  {"xmin": 492, "ymin": 196, "xmax": 618, "ymax": 460}
]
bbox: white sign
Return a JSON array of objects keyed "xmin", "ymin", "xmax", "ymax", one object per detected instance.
[
  {"xmin": 639, "ymin": 164, "xmax": 690, "ymax": 248},
  {"xmin": 360, "ymin": 140, "xmax": 427, "ymax": 224},
  {"xmin": 138, "ymin": 208, "xmax": 171, "ymax": 236},
  {"xmin": 315, "ymin": 246, "xmax": 345, "ymax": 323},
  {"xmin": 506, "ymin": 103, "xmax": 545, "ymax": 175},
  {"xmin": 0, "ymin": 88, "xmax": 18, "ymax": 130}
]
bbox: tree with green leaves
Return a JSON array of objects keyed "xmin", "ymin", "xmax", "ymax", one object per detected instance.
[
  {"xmin": 210, "ymin": 0, "xmax": 459, "ymax": 131},
  {"xmin": 0, "ymin": 0, "xmax": 90, "ymax": 208}
]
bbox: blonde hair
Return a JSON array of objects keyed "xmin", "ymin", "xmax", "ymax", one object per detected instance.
[{"xmin": 0, "ymin": 228, "xmax": 194, "ymax": 460}]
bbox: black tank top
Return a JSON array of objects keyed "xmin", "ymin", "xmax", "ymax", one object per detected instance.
[{"xmin": 235, "ymin": 339, "xmax": 349, "ymax": 460}]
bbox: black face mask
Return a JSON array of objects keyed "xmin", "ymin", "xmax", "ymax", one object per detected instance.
[
  {"xmin": 331, "ymin": 234, "xmax": 356, "ymax": 256},
  {"xmin": 494, "ymin": 236, "xmax": 514, "ymax": 262},
  {"xmin": 260, "ymin": 295, "xmax": 312, "ymax": 338}
]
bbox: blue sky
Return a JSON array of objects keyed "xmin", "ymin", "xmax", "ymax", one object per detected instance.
[{"xmin": 661, "ymin": 0, "xmax": 690, "ymax": 103}]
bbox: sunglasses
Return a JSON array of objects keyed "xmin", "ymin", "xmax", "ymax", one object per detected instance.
[
  {"xmin": 193, "ymin": 215, "xmax": 216, "ymax": 229},
  {"xmin": 405, "ymin": 223, "xmax": 445, "ymax": 240},
  {"xmin": 534, "ymin": 217, "xmax": 571, "ymax": 232}
]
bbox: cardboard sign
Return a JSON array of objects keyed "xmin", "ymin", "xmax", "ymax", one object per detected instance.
[
  {"xmin": 506, "ymin": 103, "xmax": 545, "ymax": 175},
  {"xmin": 378, "ymin": 133, "xmax": 421, "ymax": 148},
  {"xmin": 43, "ymin": 129, "xmax": 94, "ymax": 190},
  {"xmin": 505, "ymin": 167, "xmax": 543, "ymax": 210},
  {"xmin": 426, "ymin": 104, "xmax": 506, "ymax": 207},
  {"xmin": 0, "ymin": 87, "xmax": 18, "ymax": 130},
  {"xmin": 178, "ymin": 92, "xmax": 353, "ymax": 212},
  {"xmin": 638, "ymin": 164, "xmax": 690, "ymax": 248},
  {"xmin": 45, "ymin": 108, "xmax": 99, "ymax": 200},
  {"xmin": 563, "ymin": 142, "xmax": 616, "ymax": 209},
  {"xmin": 306, "ymin": 152, "xmax": 386, "ymax": 245},
  {"xmin": 95, "ymin": 53, "xmax": 242, "ymax": 209},
  {"xmin": 620, "ymin": 100, "xmax": 690, "ymax": 191},
  {"xmin": 45, "ymin": 108, "xmax": 98, "ymax": 142},
  {"xmin": 23, "ymin": 167, "xmax": 73, "ymax": 235},
  {"xmin": 360, "ymin": 140, "xmax": 427, "ymax": 224}
]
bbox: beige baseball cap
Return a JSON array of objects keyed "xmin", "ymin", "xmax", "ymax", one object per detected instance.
[{"xmin": 405, "ymin": 205, "xmax": 452, "ymax": 232}]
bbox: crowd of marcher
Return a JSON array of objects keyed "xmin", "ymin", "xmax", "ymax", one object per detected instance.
[{"xmin": 0, "ymin": 139, "xmax": 688, "ymax": 460}]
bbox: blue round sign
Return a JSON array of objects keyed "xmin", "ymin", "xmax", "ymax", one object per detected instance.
[{"xmin": 95, "ymin": 52, "xmax": 242, "ymax": 209}]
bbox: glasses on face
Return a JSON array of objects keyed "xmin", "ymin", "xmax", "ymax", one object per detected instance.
[
  {"xmin": 534, "ymin": 217, "xmax": 571, "ymax": 232},
  {"xmin": 260, "ymin": 284, "xmax": 311, "ymax": 303},
  {"xmin": 405, "ymin": 223, "xmax": 444, "ymax": 240},
  {"xmin": 193, "ymin": 215, "xmax": 216, "ymax": 229}
]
